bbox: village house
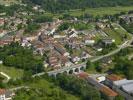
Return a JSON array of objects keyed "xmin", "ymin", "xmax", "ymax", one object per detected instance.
[
  {"xmin": 80, "ymin": 52, "xmax": 91, "ymax": 60},
  {"xmin": 94, "ymin": 45, "xmax": 103, "ymax": 52},
  {"xmin": 0, "ymin": 18, "xmax": 4, "ymax": 26},
  {"xmin": 120, "ymin": 14, "xmax": 133, "ymax": 24},
  {"xmin": 67, "ymin": 28, "xmax": 78, "ymax": 38},
  {"xmin": 96, "ymin": 22, "xmax": 110, "ymax": 29},
  {"xmin": 105, "ymin": 74, "xmax": 133, "ymax": 99},
  {"xmin": 54, "ymin": 44, "xmax": 70, "ymax": 57},
  {"xmin": 0, "ymin": 89, "xmax": 15, "ymax": 100},
  {"xmin": 84, "ymin": 39, "xmax": 95, "ymax": 46},
  {"xmin": 71, "ymin": 55, "xmax": 81, "ymax": 64},
  {"xmin": 105, "ymin": 74, "xmax": 123, "ymax": 88},
  {"xmin": 60, "ymin": 56, "xmax": 71, "ymax": 67},
  {"xmin": 0, "ymin": 30, "xmax": 7, "ymax": 38},
  {"xmin": 67, "ymin": 37, "xmax": 82, "ymax": 49},
  {"xmin": 0, "ymin": 40, "xmax": 12, "ymax": 47},
  {"xmin": 32, "ymin": 41, "xmax": 45, "ymax": 55},
  {"xmin": 21, "ymin": 39, "xmax": 32, "ymax": 47},
  {"xmin": 48, "ymin": 55, "xmax": 61, "ymax": 68},
  {"xmin": 84, "ymin": 74, "xmax": 118, "ymax": 100},
  {"xmin": 102, "ymin": 39, "xmax": 115, "ymax": 45},
  {"xmin": 106, "ymin": 74, "xmax": 133, "ymax": 95}
]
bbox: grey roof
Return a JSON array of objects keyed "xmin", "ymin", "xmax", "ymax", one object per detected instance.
[
  {"xmin": 122, "ymin": 83, "xmax": 133, "ymax": 94},
  {"xmin": 114, "ymin": 79, "xmax": 133, "ymax": 87},
  {"xmin": 4, "ymin": 91, "xmax": 14, "ymax": 98}
]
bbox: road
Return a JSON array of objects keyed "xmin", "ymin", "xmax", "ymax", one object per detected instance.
[
  {"xmin": 32, "ymin": 24, "xmax": 133, "ymax": 77},
  {"xmin": 91, "ymin": 37, "xmax": 133, "ymax": 62},
  {"xmin": 0, "ymin": 72, "xmax": 11, "ymax": 83},
  {"xmin": 90, "ymin": 23, "xmax": 133, "ymax": 62},
  {"xmin": 33, "ymin": 36, "xmax": 133, "ymax": 77},
  {"xmin": 9, "ymin": 86, "xmax": 29, "ymax": 91},
  {"xmin": 33, "ymin": 62, "xmax": 86, "ymax": 77}
]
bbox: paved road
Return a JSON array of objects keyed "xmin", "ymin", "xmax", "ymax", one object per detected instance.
[
  {"xmin": 0, "ymin": 72, "xmax": 11, "ymax": 83},
  {"xmin": 9, "ymin": 86, "xmax": 29, "ymax": 91},
  {"xmin": 33, "ymin": 37, "xmax": 133, "ymax": 77},
  {"xmin": 90, "ymin": 23, "xmax": 133, "ymax": 62},
  {"xmin": 33, "ymin": 24, "xmax": 133, "ymax": 77},
  {"xmin": 91, "ymin": 37, "xmax": 133, "ymax": 62}
]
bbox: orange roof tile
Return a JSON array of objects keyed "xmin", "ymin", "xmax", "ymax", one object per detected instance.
[
  {"xmin": 106, "ymin": 74, "xmax": 123, "ymax": 81},
  {"xmin": 0, "ymin": 89, "xmax": 6, "ymax": 95},
  {"xmin": 77, "ymin": 72, "xmax": 89, "ymax": 79},
  {"xmin": 100, "ymin": 86, "xmax": 118, "ymax": 97}
]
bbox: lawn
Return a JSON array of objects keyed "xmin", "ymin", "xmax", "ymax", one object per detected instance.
[
  {"xmin": 48, "ymin": 6, "xmax": 133, "ymax": 18},
  {"xmin": 0, "ymin": 0, "xmax": 20, "ymax": 5},
  {"xmin": 112, "ymin": 23, "xmax": 131, "ymax": 39},
  {"xmin": 103, "ymin": 28, "xmax": 124, "ymax": 45},
  {"xmin": 68, "ymin": 6, "xmax": 133, "ymax": 17},
  {"xmin": 0, "ymin": 64, "xmax": 24, "ymax": 79}
]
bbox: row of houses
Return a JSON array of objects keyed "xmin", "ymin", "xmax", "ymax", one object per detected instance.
[
  {"xmin": 77, "ymin": 73, "xmax": 133, "ymax": 100},
  {"xmin": 77, "ymin": 73, "xmax": 118, "ymax": 100},
  {"xmin": 106, "ymin": 74, "xmax": 133, "ymax": 99}
]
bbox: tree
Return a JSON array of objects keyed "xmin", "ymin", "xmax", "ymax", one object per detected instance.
[
  {"xmin": 58, "ymin": 22, "xmax": 70, "ymax": 31},
  {"xmin": 0, "ymin": 42, "xmax": 43, "ymax": 74}
]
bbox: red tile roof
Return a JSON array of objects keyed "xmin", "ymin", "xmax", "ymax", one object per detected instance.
[
  {"xmin": 100, "ymin": 86, "xmax": 118, "ymax": 97},
  {"xmin": 0, "ymin": 89, "xmax": 6, "ymax": 95},
  {"xmin": 77, "ymin": 72, "xmax": 89, "ymax": 79},
  {"xmin": 106, "ymin": 74, "xmax": 123, "ymax": 81}
]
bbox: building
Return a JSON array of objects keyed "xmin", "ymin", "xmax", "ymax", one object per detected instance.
[
  {"xmin": 80, "ymin": 52, "xmax": 90, "ymax": 60},
  {"xmin": 96, "ymin": 22, "xmax": 110, "ymax": 29},
  {"xmin": 86, "ymin": 76, "xmax": 118, "ymax": 100},
  {"xmin": 102, "ymin": 39, "xmax": 115, "ymax": 45},
  {"xmin": 0, "ymin": 18, "xmax": 4, "ymax": 26},
  {"xmin": 0, "ymin": 89, "xmax": 15, "ymax": 100},
  {"xmin": 0, "ymin": 30, "xmax": 7, "ymax": 38},
  {"xmin": 48, "ymin": 56, "xmax": 61, "ymax": 68},
  {"xmin": 120, "ymin": 14, "xmax": 133, "ymax": 24},
  {"xmin": 105, "ymin": 74, "xmax": 133, "ymax": 100},
  {"xmin": 54, "ymin": 44, "xmax": 69, "ymax": 57},
  {"xmin": 0, "ymin": 40, "xmax": 12, "ymax": 47},
  {"xmin": 84, "ymin": 39, "xmax": 95, "ymax": 46},
  {"xmin": 100, "ymin": 86, "xmax": 118, "ymax": 100},
  {"xmin": 71, "ymin": 55, "xmax": 81, "ymax": 64},
  {"xmin": 105, "ymin": 74, "xmax": 123, "ymax": 87},
  {"xmin": 114, "ymin": 79, "xmax": 133, "ymax": 94}
]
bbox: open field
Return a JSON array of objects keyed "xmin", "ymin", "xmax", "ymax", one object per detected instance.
[
  {"xmin": 47, "ymin": 6, "xmax": 133, "ymax": 18},
  {"xmin": 68, "ymin": 6, "xmax": 133, "ymax": 17},
  {"xmin": 0, "ymin": 0, "xmax": 20, "ymax": 5},
  {"xmin": 0, "ymin": 65, "xmax": 24, "ymax": 79}
]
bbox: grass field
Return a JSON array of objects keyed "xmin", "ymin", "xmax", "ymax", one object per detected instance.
[
  {"xmin": 0, "ymin": 65, "xmax": 24, "ymax": 79},
  {"xmin": 0, "ymin": 0, "xmax": 20, "ymax": 5},
  {"xmin": 68, "ymin": 6, "xmax": 133, "ymax": 17},
  {"xmin": 48, "ymin": 6, "xmax": 133, "ymax": 18}
]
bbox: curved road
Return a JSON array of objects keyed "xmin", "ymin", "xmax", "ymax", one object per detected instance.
[{"xmin": 91, "ymin": 36, "xmax": 133, "ymax": 62}]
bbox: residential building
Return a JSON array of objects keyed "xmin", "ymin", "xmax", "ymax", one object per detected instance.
[
  {"xmin": 102, "ymin": 39, "xmax": 115, "ymax": 45},
  {"xmin": 0, "ymin": 89, "xmax": 15, "ymax": 100},
  {"xmin": 0, "ymin": 30, "xmax": 7, "ymax": 38},
  {"xmin": 0, "ymin": 18, "xmax": 4, "ymax": 26}
]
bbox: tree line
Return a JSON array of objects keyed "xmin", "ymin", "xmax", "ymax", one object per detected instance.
[{"xmin": 0, "ymin": 42, "xmax": 43, "ymax": 74}]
